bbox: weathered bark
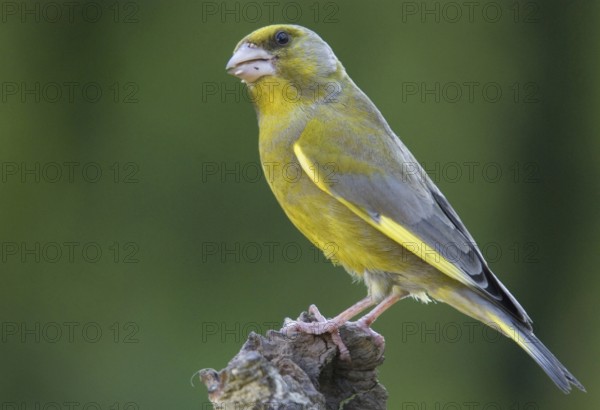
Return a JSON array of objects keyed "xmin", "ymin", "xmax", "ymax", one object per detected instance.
[{"xmin": 199, "ymin": 310, "xmax": 388, "ymax": 410}]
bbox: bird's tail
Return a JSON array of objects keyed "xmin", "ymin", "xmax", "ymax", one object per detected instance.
[
  {"xmin": 499, "ymin": 316, "xmax": 585, "ymax": 393},
  {"xmin": 431, "ymin": 286, "xmax": 586, "ymax": 393}
]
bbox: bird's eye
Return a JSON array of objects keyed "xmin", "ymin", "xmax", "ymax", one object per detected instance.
[{"xmin": 275, "ymin": 31, "xmax": 289, "ymax": 45}]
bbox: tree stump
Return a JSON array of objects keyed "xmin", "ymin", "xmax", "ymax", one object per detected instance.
[{"xmin": 199, "ymin": 310, "xmax": 388, "ymax": 410}]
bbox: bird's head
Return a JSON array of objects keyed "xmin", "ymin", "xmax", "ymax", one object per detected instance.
[{"xmin": 226, "ymin": 25, "xmax": 343, "ymax": 89}]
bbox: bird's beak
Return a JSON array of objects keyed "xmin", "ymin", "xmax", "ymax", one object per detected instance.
[{"xmin": 226, "ymin": 43, "xmax": 275, "ymax": 83}]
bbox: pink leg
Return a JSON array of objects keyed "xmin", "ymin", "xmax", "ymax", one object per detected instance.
[
  {"xmin": 354, "ymin": 292, "xmax": 408, "ymax": 347},
  {"xmin": 331, "ymin": 296, "xmax": 375, "ymax": 324},
  {"xmin": 357, "ymin": 292, "xmax": 406, "ymax": 327}
]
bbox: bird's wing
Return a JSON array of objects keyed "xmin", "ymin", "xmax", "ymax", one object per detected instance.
[{"xmin": 294, "ymin": 116, "xmax": 532, "ymax": 327}]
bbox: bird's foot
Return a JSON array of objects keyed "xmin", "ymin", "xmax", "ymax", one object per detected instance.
[
  {"xmin": 347, "ymin": 292, "xmax": 406, "ymax": 348},
  {"xmin": 281, "ymin": 304, "xmax": 351, "ymax": 360},
  {"xmin": 353, "ymin": 317, "xmax": 385, "ymax": 348}
]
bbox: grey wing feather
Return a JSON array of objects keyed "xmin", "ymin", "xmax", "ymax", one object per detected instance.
[{"xmin": 322, "ymin": 127, "xmax": 532, "ymax": 328}]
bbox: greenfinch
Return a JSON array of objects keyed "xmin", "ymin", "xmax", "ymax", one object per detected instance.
[{"xmin": 225, "ymin": 24, "xmax": 584, "ymax": 393}]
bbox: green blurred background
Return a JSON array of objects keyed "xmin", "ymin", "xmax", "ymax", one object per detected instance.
[{"xmin": 1, "ymin": 0, "xmax": 598, "ymax": 408}]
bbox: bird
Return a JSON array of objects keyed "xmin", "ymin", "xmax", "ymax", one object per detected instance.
[{"xmin": 225, "ymin": 24, "xmax": 585, "ymax": 393}]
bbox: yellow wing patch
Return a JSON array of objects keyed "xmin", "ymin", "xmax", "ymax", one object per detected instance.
[
  {"xmin": 293, "ymin": 143, "xmax": 332, "ymax": 192},
  {"xmin": 377, "ymin": 215, "xmax": 480, "ymax": 289}
]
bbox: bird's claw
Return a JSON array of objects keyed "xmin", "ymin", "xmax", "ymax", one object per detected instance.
[
  {"xmin": 280, "ymin": 305, "xmax": 351, "ymax": 361},
  {"xmin": 354, "ymin": 317, "xmax": 385, "ymax": 348}
]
